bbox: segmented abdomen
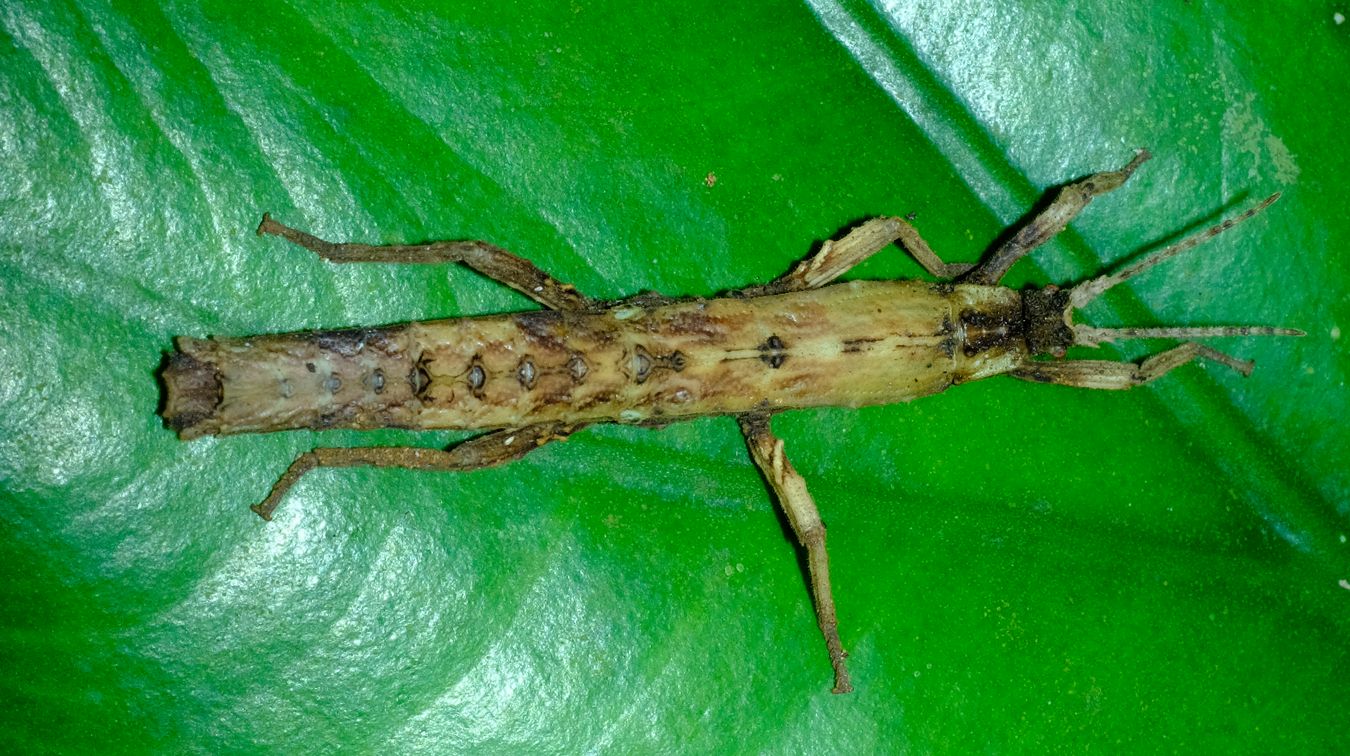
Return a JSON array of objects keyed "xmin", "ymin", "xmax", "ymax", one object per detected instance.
[
  {"xmin": 162, "ymin": 280, "xmax": 1017, "ymax": 438},
  {"xmin": 412, "ymin": 280, "xmax": 966, "ymax": 428}
]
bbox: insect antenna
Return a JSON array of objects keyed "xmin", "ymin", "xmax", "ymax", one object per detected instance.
[
  {"xmin": 1069, "ymin": 192, "xmax": 1282, "ymax": 309},
  {"xmin": 1062, "ymin": 192, "xmax": 1304, "ymax": 369}
]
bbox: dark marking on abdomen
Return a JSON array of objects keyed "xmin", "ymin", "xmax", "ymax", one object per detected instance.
[
  {"xmin": 467, "ymin": 356, "xmax": 487, "ymax": 397},
  {"xmin": 567, "ymin": 355, "xmax": 588, "ymax": 382},
  {"xmin": 517, "ymin": 357, "xmax": 537, "ymax": 389},
  {"xmin": 366, "ymin": 368, "xmax": 385, "ymax": 394},
  {"xmin": 308, "ymin": 326, "xmax": 398, "ymax": 357},
  {"xmin": 842, "ymin": 336, "xmax": 881, "ymax": 354},
  {"xmin": 411, "ymin": 355, "xmax": 432, "ymax": 398},
  {"xmin": 940, "ymin": 315, "xmax": 957, "ymax": 358},
  {"xmin": 759, "ymin": 335, "xmax": 787, "ymax": 368},
  {"xmin": 666, "ymin": 307, "xmax": 721, "ymax": 340},
  {"xmin": 631, "ymin": 345, "xmax": 688, "ymax": 384}
]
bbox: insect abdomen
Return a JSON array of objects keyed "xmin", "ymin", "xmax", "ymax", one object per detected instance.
[
  {"xmin": 162, "ymin": 280, "xmax": 1020, "ymax": 437},
  {"xmin": 162, "ymin": 326, "xmax": 420, "ymax": 438},
  {"xmin": 412, "ymin": 280, "xmax": 976, "ymax": 428}
]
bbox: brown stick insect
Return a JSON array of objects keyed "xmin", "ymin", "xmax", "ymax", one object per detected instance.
[{"xmin": 161, "ymin": 151, "xmax": 1301, "ymax": 694}]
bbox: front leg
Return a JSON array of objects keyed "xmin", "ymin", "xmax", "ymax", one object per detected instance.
[
  {"xmin": 739, "ymin": 412, "xmax": 853, "ymax": 694},
  {"xmin": 258, "ymin": 214, "xmax": 597, "ymax": 312},
  {"xmin": 962, "ymin": 149, "xmax": 1151, "ymax": 285},
  {"xmin": 1011, "ymin": 342, "xmax": 1255, "ymax": 390}
]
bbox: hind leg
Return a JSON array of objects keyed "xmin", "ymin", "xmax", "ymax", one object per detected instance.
[
  {"xmin": 739, "ymin": 412, "xmax": 852, "ymax": 694},
  {"xmin": 251, "ymin": 422, "xmax": 585, "ymax": 521},
  {"xmin": 257, "ymin": 214, "xmax": 597, "ymax": 312}
]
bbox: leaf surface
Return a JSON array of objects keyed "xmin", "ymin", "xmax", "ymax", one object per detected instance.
[{"xmin": 1, "ymin": 1, "xmax": 1346, "ymax": 751}]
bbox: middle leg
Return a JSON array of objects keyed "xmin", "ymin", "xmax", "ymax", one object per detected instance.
[
  {"xmin": 741, "ymin": 215, "xmax": 973, "ymax": 297},
  {"xmin": 739, "ymin": 412, "xmax": 853, "ymax": 694}
]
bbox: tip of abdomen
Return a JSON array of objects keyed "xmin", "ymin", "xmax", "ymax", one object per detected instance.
[{"xmin": 160, "ymin": 337, "xmax": 223, "ymax": 440}]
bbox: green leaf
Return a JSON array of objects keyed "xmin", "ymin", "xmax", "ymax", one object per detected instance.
[{"xmin": 1, "ymin": 1, "xmax": 1345, "ymax": 751}]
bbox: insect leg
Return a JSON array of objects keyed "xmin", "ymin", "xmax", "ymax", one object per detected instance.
[
  {"xmin": 742, "ymin": 215, "xmax": 973, "ymax": 296},
  {"xmin": 739, "ymin": 412, "xmax": 853, "ymax": 694},
  {"xmin": 963, "ymin": 149, "xmax": 1152, "ymax": 285},
  {"xmin": 257, "ymin": 214, "xmax": 596, "ymax": 312},
  {"xmin": 1010, "ymin": 342, "xmax": 1255, "ymax": 390},
  {"xmin": 250, "ymin": 422, "xmax": 585, "ymax": 521}
]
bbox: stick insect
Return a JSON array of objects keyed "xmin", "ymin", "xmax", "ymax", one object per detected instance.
[{"xmin": 161, "ymin": 151, "xmax": 1301, "ymax": 693}]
